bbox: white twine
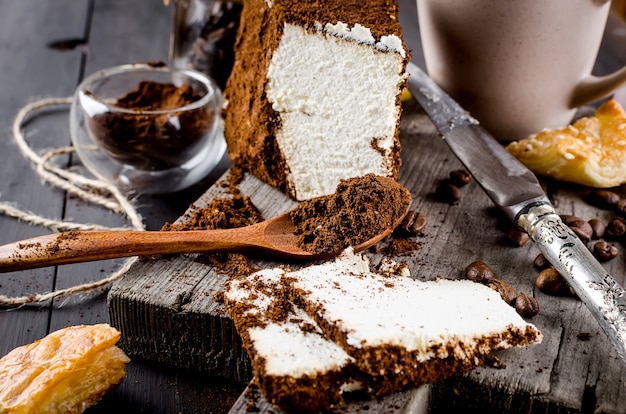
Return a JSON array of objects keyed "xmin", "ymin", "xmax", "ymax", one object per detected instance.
[{"xmin": 0, "ymin": 97, "xmax": 146, "ymax": 306}]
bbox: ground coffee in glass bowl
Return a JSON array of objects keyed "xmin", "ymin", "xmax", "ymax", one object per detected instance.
[{"xmin": 70, "ymin": 63, "xmax": 226, "ymax": 194}]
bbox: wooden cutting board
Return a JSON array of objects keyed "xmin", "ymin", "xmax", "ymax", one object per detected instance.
[{"xmin": 108, "ymin": 99, "xmax": 626, "ymax": 413}]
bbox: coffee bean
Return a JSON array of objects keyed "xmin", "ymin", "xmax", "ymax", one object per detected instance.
[
  {"xmin": 616, "ymin": 199, "xmax": 626, "ymax": 217},
  {"xmin": 559, "ymin": 215, "xmax": 593, "ymax": 241},
  {"xmin": 436, "ymin": 181, "xmax": 462, "ymax": 202},
  {"xmin": 593, "ymin": 241, "xmax": 619, "ymax": 262},
  {"xmin": 398, "ymin": 211, "xmax": 427, "ymax": 236},
  {"xmin": 567, "ymin": 219, "xmax": 593, "ymax": 243},
  {"xmin": 449, "ymin": 169, "xmax": 472, "ymax": 187},
  {"xmin": 586, "ymin": 189, "xmax": 621, "ymax": 209},
  {"xmin": 399, "ymin": 211, "xmax": 417, "ymax": 234},
  {"xmin": 464, "ymin": 260, "xmax": 495, "ymax": 283},
  {"xmin": 515, "ymin": 293, "xmax": 539, "ymax": 318},
  {"xmin": 560, "ymin": 214, "xmax": 584, "ymax": 226},
  {"xmin": 410, "ymin": 212, "xmax": 427, "ymax": 234},
  {"xmin": 588, "ymin": 218, "xmax": 606, "ymax": 240},
  {"xmin": 506, "ymin": 227, "xmax": 530, "ymax": 247},
  {"xmin": 533, "ymin": 253, "xmax": 550, "ymax": 270},
  {"xmin": 535, "ymin": 267, "xmax": 565, "ymax": 295},
  {"xmin": 606, "ymin": 217, "xmax": 626, "ymax": 239},
  {"xmin": 487, "ymin": 278, "xmax": 518, "ymax": 305}
]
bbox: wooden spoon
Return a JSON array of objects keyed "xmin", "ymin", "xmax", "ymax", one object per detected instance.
[{"xmin": 0, "ymin": 200, "xmax": 411, "ymax": 272}]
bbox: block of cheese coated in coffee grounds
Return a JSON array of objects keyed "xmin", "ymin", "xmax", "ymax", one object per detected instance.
[
  {"xmin": 290, "ymin": 174, "xmax": 411, "ymax": 255},
  {"xmin": 0, "ymin": 324, "xmax": 129, "ymax": 414},
  {"xmin": 223, "ymin": 0, "xmax": 409, "ymax": 201},
  {"xmin": 224, "ymin": 249, "xmax": 542, "ymax": 411}
]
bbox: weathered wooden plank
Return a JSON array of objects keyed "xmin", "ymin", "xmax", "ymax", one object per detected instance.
[
  {"xmin": 46, "ymin": 1, "xmax": 239, "ymax": 413},
  {"xmin": 228, "ymin": 384, "xmax": 430, "ymax": 414},
  {"xmin": 108, "ymin": 96, "xmax": 626, "ymax": 412},
  {"xmin": 0, "ymin": 0, "xmax": 89, "ymax": 354}
]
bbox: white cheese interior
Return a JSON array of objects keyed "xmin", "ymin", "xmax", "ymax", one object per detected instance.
[
  {"xmin": 248, "ymin": 307, "xmax": 352, "ymax": 377},
  {"xmin": 266, "ymin": 23, "xmax": 406, "ymax": 200},
  {"xmin": 290, "ymin": 250, "xmax": 542, "ymax": 362},
  {"xmin": 225, "ymin": 269, "xmax": 354, "ymax": 377}
]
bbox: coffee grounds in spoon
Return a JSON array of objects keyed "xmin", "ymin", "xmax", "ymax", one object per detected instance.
[
  {"xmin": 89, "ymin": 80, "xmax": 214, "ymax": 170},
  {"xmin": 290, "ymin": 174, "xmax": 411, "ymax": 255}
]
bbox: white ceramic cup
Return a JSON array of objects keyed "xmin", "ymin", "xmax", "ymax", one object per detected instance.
[{"xmin": 417, "ymin": 0, "xmax": 626, "ymax": 141}]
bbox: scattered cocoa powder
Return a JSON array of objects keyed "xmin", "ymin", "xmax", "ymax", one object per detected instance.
[
  {"xmin": 162, "ymin": 174, "xmax": 413, "ymax": 275},
  {"xmin": 220, "ymin": 165, "xmax": 246, "ymax": 196},
  {"xmin": 161, "ymin": 194, "xmax": 263, "ymax": 278},
  {"xmin": 162, "ymin": 194, "xmax": 263, "ymax": 232},
  {"xmin": 383, "ymin": 238, "xmax": 421, "ymax": 257},
  {"xmin": 56, "ymin": 230, "xmax": 80, "ymax": 241},
  {"xmin": 290, "ymin": 174, "xmax": 411, "ymax": 255},
  {"xmin": 484, "ymin": 354, "xmax": 507, "ymax": 369},
  {"xmin": 89, "ymin": 80, "xmax": 214, "ymax": 170},
  {"xmin": 42, "ymin": 230, "xmax": 81, "ymax": 256},
  {"xmin": 199, "ymin": 252, "xmax": 258, "ymax": 279}
]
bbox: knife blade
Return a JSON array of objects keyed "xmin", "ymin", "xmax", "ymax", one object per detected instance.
[{"xmin": 406, "ymin": 61, "xmax": 626, "ymax": 361}]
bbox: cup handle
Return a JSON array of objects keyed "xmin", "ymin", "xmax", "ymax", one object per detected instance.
[{"xmin": 570, "ymin": 66, "xmax": 626, "ymax": 108}]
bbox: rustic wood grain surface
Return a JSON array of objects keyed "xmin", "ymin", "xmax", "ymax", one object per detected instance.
[
  {"xmin": 110, "ymin": 96, "xmax": 626, "ymax": 413},
  {"xmin": 0, "ymin": 1, "xmax": 236, "ymax": 413},
  {"xmin": 2, "ymin": 0, "xmax": 626, "ymax": 413}
]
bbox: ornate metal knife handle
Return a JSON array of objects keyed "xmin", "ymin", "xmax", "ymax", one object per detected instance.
[{"xmin": 517, "ymin": 202, "xmax": 626, "ymax": 360}]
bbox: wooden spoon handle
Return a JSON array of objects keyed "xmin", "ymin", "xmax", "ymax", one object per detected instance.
[{"xmin": 0, "ymin": 228, "xmax": 260, "ymax": 272}]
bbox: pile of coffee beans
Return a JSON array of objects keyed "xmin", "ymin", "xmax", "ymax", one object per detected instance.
[
  {"xmin": 585, "ymin": 189, "xmax": 626, "ymax": 246},
  {"xmin": 508, "ymin": 187, "xmax": 626, "ymax": 298},
  {"xmin": 463, "ymin": 260, "xmax": 539, "ymax": 318},
  {"xmin": 445, "ymin": 177, "xmax": 624, "ymax": 305},
  {"xmin": 529, "ymin": 210, "xmax": 620, "ymax": 297}
]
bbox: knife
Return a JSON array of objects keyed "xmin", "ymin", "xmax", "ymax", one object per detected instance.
[{"xmin": 406, "ymin": 61, "xmax": 626, "ymax": 361}]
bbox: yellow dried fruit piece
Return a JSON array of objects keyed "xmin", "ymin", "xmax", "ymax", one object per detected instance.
[
  {"xmin": 506, "ymin": 99, "xmax": 626, "ymax": 188},
  {"xmin": 0, "ymin": 324, "xmax": 130, "ymax": 414}
]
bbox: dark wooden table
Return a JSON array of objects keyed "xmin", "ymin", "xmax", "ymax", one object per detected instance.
[{"xmin": 2, "ymin": 1, "xmax": 626, "ymax": 413}]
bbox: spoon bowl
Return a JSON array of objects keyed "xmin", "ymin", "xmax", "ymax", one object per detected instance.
[{"xmin": 0, "ymin": 197, "xmax": 411, "ymax": 272}]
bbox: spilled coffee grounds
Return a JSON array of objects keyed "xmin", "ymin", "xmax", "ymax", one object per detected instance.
[
  {"xmin": 161, "ymin": 173, "xmax": 412, "ymax": 276},
  {"xmin": 162, "ymin": 193, "xmax": 263, "ymax": 278}
]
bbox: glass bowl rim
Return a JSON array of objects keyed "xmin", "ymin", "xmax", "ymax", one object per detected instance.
[{"xmin": 76, "ymin": 63, "xmax": 220, "ymax": 116}]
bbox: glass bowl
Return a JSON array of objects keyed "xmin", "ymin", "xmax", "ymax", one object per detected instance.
[{"xmin": 70, "ymin": 63, "xmax": 226, "ymax": 194}]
